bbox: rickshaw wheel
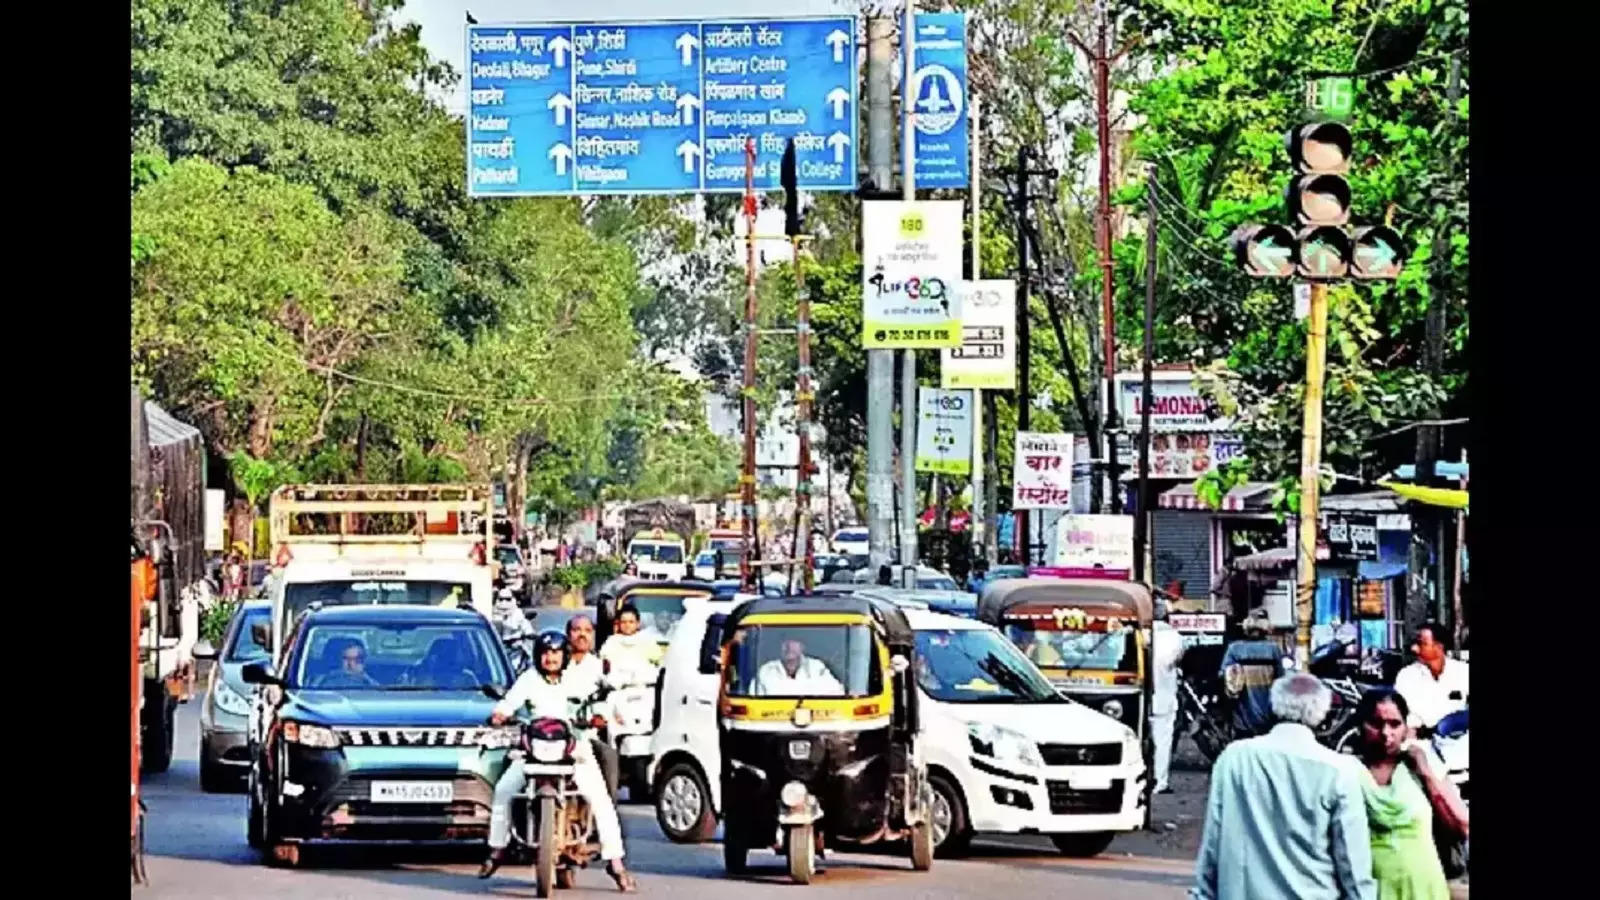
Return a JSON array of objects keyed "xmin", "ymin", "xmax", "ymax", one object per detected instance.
[
  {"xmin": 723, "ymin": 837, "xmax": 748, "ymax": 875},
  {"xmin": 786, "ymin": 824, "xmax": 815, "ymax": 883},
  {"xmin": 910, "ymin": 820, "xmax": 934, "ymax": 870}
]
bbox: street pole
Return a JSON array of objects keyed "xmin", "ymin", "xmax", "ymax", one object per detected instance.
[
  {"xmin": 969, "ymin": 93, "xmax": 985, "ymax": 553},
  {"xmin": 1013, "ymin": 145, "xmax": 1032, "ymax": 565},
  {"xmin": 900, "ymin": 0, "xmax": 919, "ymax": 570},
  {"xmin": 1294, "ymin": 281, "xmax": 1330, "ymax": 666},
  {"xmin": 794, "ymin": 227, "xmax": 816, "ymax": 594},
  {"xmin": 739, "ymin": 138, "xmax": 759, "ymax": 591},
  {"xmin": 866, "ymin": 12, "xmax": 896, "ymax": 572},
  {"xmin": 1134, "ymin": 163, "xmax": 1157, "ymax": 583},
  {"xmin": 1094, "ymin": 13, "xmax": 1123, "ymax": 515}
]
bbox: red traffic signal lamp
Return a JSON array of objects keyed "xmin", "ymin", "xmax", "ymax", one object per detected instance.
[
  {"xmin": 1350, "ymin": 226, "xmax": 1406, "ymax": 280},
  {"xmin": 1287, "ymin": 122, "xmax": 1353, "ymax": 174},
  {"xmin": 1296, "ymin": 226, "xmax": 1351, "ymax": 280},
  {"xmin": 1231, "ymin": 224, "xmax": 1297, "ymax": 278},
  {"xmin": 1286, "ymin": 174, "xmax": 1351, "ymax": 226}
]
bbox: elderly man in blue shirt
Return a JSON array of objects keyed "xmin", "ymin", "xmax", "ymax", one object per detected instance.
[{"xmin": 1191, "ymin": 673, "xmax": 1376, "ymax": 900}]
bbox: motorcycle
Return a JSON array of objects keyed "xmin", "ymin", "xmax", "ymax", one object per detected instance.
[
  {"xmin": 1175, "ymin": 643, "xmax": 1234, "ymax": 765},
  {"xmin": 508, "ymin": 695, "xmax": 608, "ymax": 898}
]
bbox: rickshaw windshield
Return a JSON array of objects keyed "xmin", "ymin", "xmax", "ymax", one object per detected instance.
[
  {"xmin": 617, "ymin": 591, "xmax": 699, "ymax": 642},
  {"xmin": 1002, "ymin": 620, "xmax": 1138, "ymax": 673},
  {"xmin": 724, "ymin": 623, "xmax": 881, "ymax": 698}
]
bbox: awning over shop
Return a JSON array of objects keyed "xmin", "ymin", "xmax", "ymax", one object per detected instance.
[
  {"xmin": 1358, "ymin": 560, "xmax": 1408, "ymax": 580},
  {"xmin": 1159, "ymin": 481, "xmax": 1277, "ymax": 512},
  {"xmin": 1234, "ymin": 545, "xmax": 1328, "ymax": 571},
  {"xmin": 1382, "ymin": 480, "xmax": 1469, "ymax": 509}
]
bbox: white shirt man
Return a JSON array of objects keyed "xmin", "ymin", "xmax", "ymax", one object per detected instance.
[
  {"xmin": 595, "ymin": 536, "xmax": 612, "ymax": 558},
  {"xmin": 753, "ymin": 639, "xmax": 845, "ymax": 696},
  {"xmin": 1392, "ymin": 621, "xmax": 1468, "ymax": 731},
  {"xmin": 1149, "ymin": 619, "xmax": 1185, "ymax": 792}
]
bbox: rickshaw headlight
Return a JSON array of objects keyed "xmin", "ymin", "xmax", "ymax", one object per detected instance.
[
  {"xmin": 1101, "ymin": 700, "xmax": 1124, "ymax": 721},
  {"xmin": 968, "ymin": 723, "xmax": 1042, "ymax": 768},
  {"xmin": 780, "ymin": 781, "xmax": 808, "ymax": 809}
]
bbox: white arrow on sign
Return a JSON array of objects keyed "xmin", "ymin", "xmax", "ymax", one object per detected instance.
[
  {"xmin": 676, "ymin": 140, "xmax": 702, "ymax": 174},
  {"xmin": 548, "ymin": 142, "xmax": 573, "ymax": 176},
  {"xmin": 1249, "ymin": 241, "xmax": 1291, "ymax": 275},
  {"xmin": 826, "ymin": 87, "xmax": 850, "ymax": 120},
  {"xmin": 548, "ymin": 35, "xmax": 571, "ymax": 68},
  {"xmin": 547, "ymin": 92, "xmax": 573, "ymax": 126},
  {"xmin": 676, "ymin": 92, "xmax": 701, "ymax": 125},
  {"xmin": 826, "ymin": 29, "xmax": 850, "ymax": 63},
  {"xmin": 675, "ymin": 32, "xmax": 700, "ymax": 66},
  {"xmin": 827, "ymin": 131, "xmax": 851, "ymax": 164}
]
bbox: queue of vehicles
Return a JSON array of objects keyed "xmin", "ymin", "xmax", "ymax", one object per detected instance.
[{"xmin": 193, "ymin": 489, "xmax": 1150, "ymax": 887}]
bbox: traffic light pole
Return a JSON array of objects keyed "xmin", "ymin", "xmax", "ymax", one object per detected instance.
[{"xmin": 1294, "ymin": 281, "xmax": 1329, "ymax": 666}]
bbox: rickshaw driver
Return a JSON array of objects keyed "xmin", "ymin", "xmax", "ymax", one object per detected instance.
[{"xmin": 754, "ymin": 638, "xmax": 845, "ymax": 696}]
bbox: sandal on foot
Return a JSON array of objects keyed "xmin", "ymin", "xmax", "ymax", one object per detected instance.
[{"xmin": 608, "ymin": 865, "xmax": 637, "ymax": 893}]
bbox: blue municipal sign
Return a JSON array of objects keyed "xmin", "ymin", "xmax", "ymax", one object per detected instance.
[
  {"xmin": 909, "ymin": 13, "xmax": 968, "ymax": 189},
  {"xmin": 467, "ymin": 18, "xmax": 858, "ymax": 196}
]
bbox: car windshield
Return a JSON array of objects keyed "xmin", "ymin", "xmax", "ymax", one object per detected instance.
[
  {"xmin": 618, "ymin": 592, "xmax": 695, "ymax": 641},
  {"xmin": 835, "ymin": 530, "xmax": 868, "ymax": 544},
  {"xmin": 724, "ymin": 623, "xmax": 879, "ymax": 698},
  {"xmin": 918, "ymin": 575, "xmax": 958, "ymax": 590},
  {"xmin": 629, "ymin": 542, "xmax": 684, "ymax": 564},
  {"xmin": 495, "ymin": 547, "xmax": 521, "ymax": 565},
  {"xmin": 1002, "ymin": 621, "xmax": 1139, "ymax": 673},
  {"xmin": 695, "ymin": 552, "xmax": 715, "ymax": 565},
  {"xmin": 227, "ymin": 606, "xmax": 273, "ymax": 663},
  {"xmin": 284, "ymin": 580, "xmax": 472, "ymax": 624},
  {"xmin": 295, "ymin": 622, "xmax": 509, "ymax": 690},
  {"xmin": 914, "ymin": 628, "xmax": 1062, "ymax": 703}
]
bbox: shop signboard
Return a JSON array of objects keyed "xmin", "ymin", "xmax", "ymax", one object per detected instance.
[
  {"xmin": 1323, "ymin": 512, "xmax": 1379, "ymax": 560},
  {"xmin": 1012, "ymin": 431, "xmax": 1074, "ymax": 509},
  {"xmin": 1050, "ymin": 514, "xmax": 1134, "ymax": 579}
]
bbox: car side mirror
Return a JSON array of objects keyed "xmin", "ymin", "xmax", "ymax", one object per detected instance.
[
  {"xmin": 192, "ymin": 639, "xmax": 218, "ymax": 661},
  {"xmin": 251, "ymin": 623, "xmax": 271, "ymax": 650},
  {"xmin": 241, "ymin": 663, "xmax": 282, "ymax": 687},
  {"xmin": 890, "ymin": 655, "xmax": 911, "ymax": 675}
]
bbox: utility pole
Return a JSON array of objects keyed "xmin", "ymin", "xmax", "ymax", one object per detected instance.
[
  {"xmin": 899, "ymin": 0, "xmax": 919, "ymax": 571},
  {"xmin": 1134, "ymin": 163, "xmax": 1157, "ymax": 582},
  {"xmin": 865, "ymin": 11, "xmax": 896, "ymax": 572},
  {"xmin": 1070, "ymin": 6, "xmax": 1139, "ymax": 516},
  {"xmin": 783, "ymin": 139, "xmax": 816, "ymax": 594},
  {"xmin": 1294, "ymin": 282, "xmax": 1329, "ymax": 665},
  {"xmin": 739, "ymin": 138, "xmax": 759, "ymax": 591},
  {"xmin": 969, "ymin": 92, "xmax": 985, "ymax": 552}
]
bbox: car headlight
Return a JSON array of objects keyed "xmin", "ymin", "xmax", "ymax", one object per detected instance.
[
  {"xmin": 282, "ymin": 721, "xmax": 341, "ymax": 749},
  {"xmin": 968, "ymin": 723, "xmax": 1043, "ymax": 768},
  {"xmin": 478, "ymin": 726, "xmax": 520, "ymax": 750},
  {"xmin": 780, "ymin": 781, "xmax": 809, "ymax": 809},
  {"xmin": 1101, "ymin": 700, "xmax": 1124, "ymax": 722},
  {"xmin": 212, "ymin": 680, "xmax": 251, "ymax": 717}
]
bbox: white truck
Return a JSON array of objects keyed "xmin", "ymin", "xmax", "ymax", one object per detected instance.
[{"xmin": 263, "ymin": 484, "xmax": 497, "ymax": 661}]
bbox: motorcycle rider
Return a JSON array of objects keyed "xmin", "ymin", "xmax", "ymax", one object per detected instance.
[
  {"xmin": 481, "ymin": 631, "xmax": 636, "ymax": 891},
  {"xmin": 1393, "ymin": 620, "xmax": 1469, "ymax": 735},
  {"xmin": 564, "ymin": 614, "xmax": 621, "ymax": 800},
  {"xmin": 1218, "ymin": 608, "xmax": 1284, "ymax": 738},
  {"xmin": 492, "ymin": 588, "xmax": 535, "ymax": 644}
]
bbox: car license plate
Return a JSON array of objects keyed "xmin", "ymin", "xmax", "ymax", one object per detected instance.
[
  {"xmin": 369, "ymin": 781, "xmax": 454, "ymax": 803},
  {"xmin": 1070, "ymin": 775, "xmax": 1113, "ymax": 792},
  {"xmin": 788, "ymin": 740, "xmax": 810, "ymax": 760}
]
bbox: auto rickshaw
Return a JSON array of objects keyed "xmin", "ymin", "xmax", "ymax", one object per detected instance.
[
  {"xmin": 595, "ymin": 579, "xmax": 713, "ymax": 647},
  {"xmin": 976, "ymin": 579, "xmax": 1154, "ymax": 741},
  {"xmin": 707, "ymin": 593, "xmax": 934, "ymax": 883}
]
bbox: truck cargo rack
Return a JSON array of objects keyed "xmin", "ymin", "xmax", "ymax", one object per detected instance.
[{"xmin": 268, "ymin": 484, "xmax": 493, "ymax": 556}]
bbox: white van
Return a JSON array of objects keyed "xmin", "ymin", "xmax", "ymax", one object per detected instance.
[{"xmin": 648, "ymin": 602, "xmax": 1146, "ymax": 856}]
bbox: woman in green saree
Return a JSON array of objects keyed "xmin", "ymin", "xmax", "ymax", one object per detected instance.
[{"xmin": 1353, "ymin": 688, "xmax": 1470, "ymax": 899}]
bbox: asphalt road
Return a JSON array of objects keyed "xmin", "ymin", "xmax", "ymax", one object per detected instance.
[{"xmin": 140, "ymin": 697, "xmax": 1202, "ymax": 898}]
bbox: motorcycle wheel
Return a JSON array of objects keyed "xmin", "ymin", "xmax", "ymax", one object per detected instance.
[
  {"xmin": 535, "ymin": 796, "xmax": 557, "ymax": 899},
  {"xmin": 786, "ymin": 824, "xmax": 815, "ymax": 884}
]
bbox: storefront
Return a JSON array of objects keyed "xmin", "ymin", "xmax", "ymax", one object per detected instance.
[
  {"xmin": 1150, "ymin": 481, "xmax": 1284, "ymax": 614},
  {"xmin": 1315, "ymin": 493, "xmax": 1413, "ymax": 654}
]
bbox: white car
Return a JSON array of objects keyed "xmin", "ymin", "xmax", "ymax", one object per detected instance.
[
  {"xmin": 648, "ymin": 603, "xmax": 1146, "ymax": 856},
  {"xmin": 691, "ymin": 550, "xmax": 718, "ymax": 582},
  {"xmin": 830, "ymin": 526, "xmax": 870, "ymax": 557}
]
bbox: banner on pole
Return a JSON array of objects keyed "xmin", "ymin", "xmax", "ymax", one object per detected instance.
[
  {"xmin": 1051, "ymin": 514, "xmax": 1134, "ymax": 578},
  {"xmin": 941, "ymin": 279, "xmax": 1016, "ymax": 389},
  {"xmin": 1012, "ymin": 431, "xmax": 1074, "ymax": 509},
  {"xmin": 914, "ymin": 388, "xmax": 973, "ymax": 475},
  {"xmin": 908, "ymin": 12, "xmax": 968, "ymax": 188},
  {"xmin": 861, "ymin": 200, "xmax": 964, "ymax": 349}
]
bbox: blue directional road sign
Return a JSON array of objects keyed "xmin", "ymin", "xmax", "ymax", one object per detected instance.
[
  {"xmin": 466, "ymin": 18, "xmax": 858, "ymax": 196},
  {"xmin": 909, "ymin": 13, "xmax": 968, "ymax": 189}
]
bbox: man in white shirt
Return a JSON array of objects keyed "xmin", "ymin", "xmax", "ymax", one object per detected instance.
[
  {"xmin": 563, "ymin": 615, "xmax": 618, "ymax": 799},
  {"xmin": 754, "ymin": 638, "xmax": 845, "ymax": 696},
  {"xmin": 481, "ymin": 632, "xmax": 635, "ymax": 891},
  {"xmin": 1149, "ymin": 616, "xmax": 1185, "ymax": 793},
  {"xmin": 595, "ymin": 534, "xmax": 612, "ymax": 559},
  {"xmin": 1392, "ymin": 620, "xmax": 1469, "ymax": 733}
]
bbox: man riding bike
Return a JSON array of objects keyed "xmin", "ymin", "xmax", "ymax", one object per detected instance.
[{"xmin": 481, "ymin": 631, "xmax": 637, "ymax": 892}]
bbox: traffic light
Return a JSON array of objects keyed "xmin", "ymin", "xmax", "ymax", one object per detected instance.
[
  {"xmin": 1296, "ymin": 226, "xmax": 1352, "ymax": 280},
  {"xmin": 1286, "ymin": 174, "xmax": 1351, "ymax": 226},
  {"xmin": 1286, "ymin": 122, "xmax": 1353, "ymax": 174},
  {"xmin": 1350, "ymin": 226, "xmax": 1406, "ymax": 280},
  {"xmin": 1231, "ymin": 224, "xmax": 1297, "ymax": 278},
  {"xmin": 781, "ymin": 138, "xmax": 801, "ymax": 237}
]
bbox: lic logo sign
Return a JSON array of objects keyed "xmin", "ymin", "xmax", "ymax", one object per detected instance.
[{"xmin": 911, "ymin": 64, "xmax": 963, "ymax": 135}]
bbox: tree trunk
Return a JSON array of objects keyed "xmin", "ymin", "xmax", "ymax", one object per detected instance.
[
  {"xmin": 228, "ymin": 498, "xmax": 255, "ymax": 557},
  {"xmin": 246, "ymin": 397, "xmax": 275, "ymax": 459}
]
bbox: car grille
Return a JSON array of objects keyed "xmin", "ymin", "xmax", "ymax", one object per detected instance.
[
  {"xmin": 337, "ymin": 727, "xmax": 491, "ymax": 747},
  {"xmin": 324, "ymin": 776, "xmax": 493, "ymax": 824},
  {"xmin": 1038, "ymin": 743, "xmax": 1122, "ymax": 767},
  {"xmin": 1045, "ymin": 779, "xmax": 1125, "ymax": 815}
]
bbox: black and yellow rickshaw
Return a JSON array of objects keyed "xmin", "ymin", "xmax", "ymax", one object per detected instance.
[
  {"xmin": 977, "ymin": 578, "xmax": 1154, "ymax": 740},
  {"xmin": 706, "ymin": 593, "xmax": 934, "ymax": 883}
]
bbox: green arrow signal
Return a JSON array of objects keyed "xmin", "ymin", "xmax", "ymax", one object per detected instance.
[
  {"xmin": 1249, "ymin": 237, "xmax": 1292, "ymax": 275},
  {"xmin": 1303, "ymin": 241, "xmax": 1341, "ymax": 275},
  {"xmin": 1358, "ymin": 239, "xmax": 1396, "ymax": 271}
]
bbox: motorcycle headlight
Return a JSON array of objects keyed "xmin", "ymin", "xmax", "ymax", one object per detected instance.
[
  {"xmin": 282, "ymin": 721, "xmax": 341, "ymax": 749},
  {"xmin": 478, "ymin": 726, "xmax": 520, "ymax": 750},
  {"xmin": 213, "ymin": 680, "xmax": 251, "ymax": 717},
  {"xmin": 1101, "ymin": 700, "xmax": 1125, "ymax": 722},
  {"xmin": 530, "ymin": 739, "xmax": 568, "ymax": 763},
  {"xmin": 968, "ymin": 723, "xmax": 1043, "ymax": 768}
]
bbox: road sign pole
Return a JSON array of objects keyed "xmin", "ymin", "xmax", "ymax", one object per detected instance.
[
  {"xmin": 1294, "ymin": 280, "xmax": 1329, "ymax": 667},
  {"xmin": 866, "ymin": 12, "xmax": 897, "ymax": 572},
  {"xmin": 740, "ymin": 138, "xmax": 759, "ymax": 591},
  {"xmin": 900, "ymin": 0, "xmax": 920, "ymax": 569},
  {"xmin": 969, "ymin": 92, "xmax": 985, "ymax": 550}
]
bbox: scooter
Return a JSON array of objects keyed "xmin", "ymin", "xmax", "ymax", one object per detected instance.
[{"xmin": 604, "ymin": 663, "xmax": 660, "ymax": 800}]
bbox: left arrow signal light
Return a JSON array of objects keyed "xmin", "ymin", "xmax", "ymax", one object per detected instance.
[{"xmin": 1231, "ymin": 224, "xmax": 1297, "ymax": 278}]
